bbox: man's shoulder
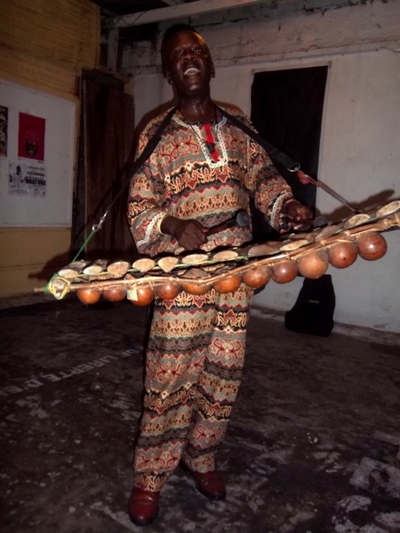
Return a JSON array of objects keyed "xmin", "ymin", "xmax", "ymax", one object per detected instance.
[
  {"xmin": 217, "ymin": 104, "xmax": 252, "ymax": 127},
  {"xmin": 141, "ymin": 107, "xmax": 176, "ymax": 138},
  {"xmin": 217, "ymin": 104, "xmax": 248, "ymax": 118}
]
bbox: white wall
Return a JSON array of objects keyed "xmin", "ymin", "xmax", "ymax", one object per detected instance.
[
  {"xmin": 0, "ymin": 80, "xmax": 75, "ymax": 227},
  {"xmin": 125, "ymin": 2, "xmax": 400, "ymax": 333}
]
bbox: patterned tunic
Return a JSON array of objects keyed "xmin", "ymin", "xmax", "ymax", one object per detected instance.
[
  {"xmin": 127, "ymin": 106, "xmax": 293, "ymax": 493},
  {"xmin": 128, "ymin": 106, "xmax": 293, "ymax": 255}
]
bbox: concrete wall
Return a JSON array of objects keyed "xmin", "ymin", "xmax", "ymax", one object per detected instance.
[
  {"xmin": 123, "ymin": 1, "xmax": 400, "ymax": 333},
  {"xmin": 0, "ymin": 0, "xmax": 100, "ymax": 297}
]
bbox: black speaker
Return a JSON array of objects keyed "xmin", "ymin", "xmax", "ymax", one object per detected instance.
[{"xmin": 285, "ymin": 275, "xmax": 335, "ymax": 337}]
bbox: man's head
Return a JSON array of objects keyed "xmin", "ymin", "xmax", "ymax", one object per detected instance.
[{"xmin": 161, "ymin": 25, "xmax": 215, "ymax": 99}]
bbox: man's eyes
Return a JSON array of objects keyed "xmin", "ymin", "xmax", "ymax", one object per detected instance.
[{"xmin": 173, "ymin": 48, "xmax": 205, "ymax": 58}]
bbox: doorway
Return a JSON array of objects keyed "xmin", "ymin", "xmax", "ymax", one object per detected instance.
[{"xmin": 250, "ymin": 65, "xmax": 328, "ymax": 240}]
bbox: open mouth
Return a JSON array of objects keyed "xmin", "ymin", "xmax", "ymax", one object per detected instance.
[{"xmin": 184, "ymin": 67, "xmax": 200, "ymax": 76}]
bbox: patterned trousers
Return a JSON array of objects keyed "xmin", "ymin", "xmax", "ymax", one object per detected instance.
[{"xmin": 133, "ymin": 284, "xmax": 253, "ymax": 492}]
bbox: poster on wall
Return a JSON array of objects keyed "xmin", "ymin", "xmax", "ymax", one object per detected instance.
[
  {"xmin": 18, "ymin": 112, "xmax": 45, "ymax": 161},
  {"xmin": 0, "ymin": 105, "xmax": 7, "ymax": 157},
  {"xmin": 8, "ymin": 162, "xmax": 46, "ymax": 197}
]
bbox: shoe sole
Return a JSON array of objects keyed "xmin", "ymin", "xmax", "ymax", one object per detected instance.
[
  {"xmin": 129, "ymin": 508, "xmax": 159, "ymax": 527},
  {"xmin": 195, "ymin": 484, "xmax": 226, "ymax": 501},
  {"xmin": 180, "ymin": 462, "xmax": 227, "ymax": 501}
]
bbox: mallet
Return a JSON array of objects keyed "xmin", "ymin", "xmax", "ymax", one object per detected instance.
[{"xmin": 206, "ymin": 209, "xmax": 250, "ymax": 236}]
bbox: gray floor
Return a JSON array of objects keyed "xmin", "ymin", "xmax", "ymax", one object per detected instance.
[{"xmin": 1, "ymin": 294, "xmax": 400, "ymax": 533}]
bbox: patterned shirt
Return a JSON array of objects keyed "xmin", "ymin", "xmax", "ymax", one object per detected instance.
[{"xmin": 128, "ymin": 106, "xmax": 293, "ymax": 257}]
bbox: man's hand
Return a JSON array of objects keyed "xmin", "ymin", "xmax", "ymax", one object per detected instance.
[
  {"xmin": 282, "ymin": 199, "xmax": 314, "ymax": 231},
  {"xmin": 161, "ymin": 215, "xmax": 208, "ymax": 250}
]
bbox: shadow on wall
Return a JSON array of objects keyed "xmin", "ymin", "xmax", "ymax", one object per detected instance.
[
  {"xmin": 134, "ymin": 100, "xmax": 175, "ymax": 149},
  {"xmin": 28, "ymin": 252, "xmax": 72, "ymax": 287},
  {"xmin": 319, "ymin": 190, "xmax": 397, "ymax": 223},
  {"xmin": 28, "ymin": 241, "xmax": 140, "ymax": 289}
]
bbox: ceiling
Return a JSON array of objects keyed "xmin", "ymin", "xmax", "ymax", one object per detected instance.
[
  {"xmin": 90, "ymin": 0, "xmax": 198, "ymax": 17},
  {"xmin": 92, "ymin": 0, "xmax": 268, "ymax": 29}
]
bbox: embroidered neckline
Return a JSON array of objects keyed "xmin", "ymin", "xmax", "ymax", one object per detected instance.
[{"xmin": 173, "ymin": 113, "xmax": 228, "ymax": 169}]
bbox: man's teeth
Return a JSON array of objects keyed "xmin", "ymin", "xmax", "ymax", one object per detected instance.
[{"xmin": 184, "ymin": 67, "xmax": 200, "ymax": 76}]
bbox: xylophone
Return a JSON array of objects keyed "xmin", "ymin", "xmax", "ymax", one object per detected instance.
[{"xmin": 37, "ymin": 200, "xmax": 400, "ymax": 306}]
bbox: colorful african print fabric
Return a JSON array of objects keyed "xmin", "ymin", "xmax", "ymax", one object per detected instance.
[
  {"xmin": 133, "ymin": 285, "xmax": 253, "ymax": 492},
  {"xmin": 128, "ymin": 106, "xmax": 293, "ymax": 256},
  {"xmin": 128, "ymin": 105, "xmax": 293, "ymax": 491}
]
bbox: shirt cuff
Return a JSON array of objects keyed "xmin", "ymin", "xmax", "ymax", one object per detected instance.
[
  {"xmin": 270, "ymin": 193, "xmax": 293, "ymax": 230},
  {"xmin": 156, "ymin": 212, "xmax": 170, "ymax": 234}
]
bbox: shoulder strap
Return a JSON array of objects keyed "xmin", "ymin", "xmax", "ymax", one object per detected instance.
[
  {"xmin": 128, "ymin": 106, "xmax": 177, "ymax": 180},
  {"xmin": 215, "ymin": 105, "xmax": 299, "ymax": 172}
]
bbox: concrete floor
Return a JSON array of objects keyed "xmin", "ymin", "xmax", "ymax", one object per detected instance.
[{"xmin": 1, "ymin": 294, "xmax": 400, "ymax": 533}]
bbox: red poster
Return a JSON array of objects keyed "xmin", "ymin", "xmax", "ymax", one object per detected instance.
[{"xmin": 18, "ymin": 112, "xmax": 45, "ymax": 161}]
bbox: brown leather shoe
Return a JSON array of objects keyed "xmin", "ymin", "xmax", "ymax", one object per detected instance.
[
  {"xmin": 183, "ymin": 465, "xmax": 226, "ymax": 500},
  {"xmin": 128, "ymin": 487, "xmax": 160, "ymax": 526}
]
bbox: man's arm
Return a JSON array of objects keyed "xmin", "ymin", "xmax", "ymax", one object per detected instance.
[
  {"xmin": 235, "ymin": 111, "xmax": 313, "ymax": 232},
  {"xmin": 127, "ymin": 118, "xmax": 182, "ymax": 257}
]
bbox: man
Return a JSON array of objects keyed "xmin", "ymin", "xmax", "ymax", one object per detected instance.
[{"xmin": 127, "ymin": 26, "xmax": 313, "ymax": 526}]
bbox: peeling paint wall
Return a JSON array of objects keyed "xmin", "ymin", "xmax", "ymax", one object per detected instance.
[
  {"xmin": 122, "ymin": 0, "xmax": 400, "ymax": 333},
  {"xmin": 122, "ymin": 0, "xmax": 400, "ymax": 77}
]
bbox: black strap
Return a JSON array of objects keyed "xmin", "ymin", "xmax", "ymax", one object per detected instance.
[
  {"xmin": 215, "ymin": 105, "xmax": 299, "ymax": 171},
  {"xmin": 93, "ymin": 104, "xmax": 299, "ymax": 232},
  {"xmin": 118, "ymin": 107, "xmax": 177, "ymax": 204},
  {"xmin": 109, "ymin": 104, "xmax": 297, "ymax": 216},
  {"xmin": 132, "ymin": 104, "xmax": 298, "ymax": 178}
]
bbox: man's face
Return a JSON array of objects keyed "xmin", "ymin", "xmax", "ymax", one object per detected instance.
[{"xmin": 165, "ymin": 31, "xmax": 215, "ymax": 97}]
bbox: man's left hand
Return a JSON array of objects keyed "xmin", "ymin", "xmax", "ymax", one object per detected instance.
[{"xmin": 283, "ymin": 199, "xmax": 314, "ymax": 231}]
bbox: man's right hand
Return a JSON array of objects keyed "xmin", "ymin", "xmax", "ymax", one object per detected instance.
[{"xmin": 161, "ymin": 215, "xmax": 208, "ymax": 251}]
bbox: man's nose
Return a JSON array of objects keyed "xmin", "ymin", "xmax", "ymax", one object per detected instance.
[{"xmin": 182, "ymin": 49, "xmax": 195, "ymax": 61}]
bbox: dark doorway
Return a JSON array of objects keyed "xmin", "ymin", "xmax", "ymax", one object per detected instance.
[{"xmin": 250, "ymin": 66, "xmax": 328, "ymax": 240}]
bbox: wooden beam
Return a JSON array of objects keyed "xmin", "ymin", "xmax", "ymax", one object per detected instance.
[
  {"xmin": 112, "ymin": 0, "xmax": 265, "ymax": 28},
  {"xmin": 107, "ymin": 28, "xmax": 119, "ymax": 72}
]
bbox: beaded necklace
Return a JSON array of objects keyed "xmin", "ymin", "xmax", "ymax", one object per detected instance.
[{"xmin": 173, "ymin": 114, "xmax": 228, "ymax": 169}]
